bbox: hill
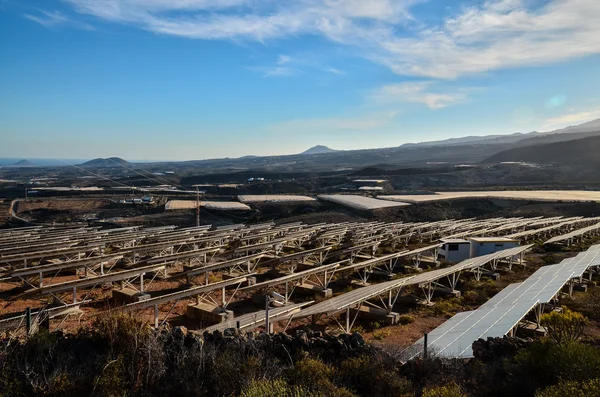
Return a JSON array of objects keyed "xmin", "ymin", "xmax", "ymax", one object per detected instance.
[
  {"xmin": 401, "ymin": 132, "xmax": 542, "ymax": 148},
  {"xmin": 547, "ymin": 118, "xmax": 600, "ymax": 134},
  {"xmin": 80, "ymin": 157, "xmax": 130, "ymax": 167},
  {"xmin": 9, "ymin": 159, "xmax": 35, "ymax": 167},
  {"xmin": 484, "ymin": 135, "xmax": 600, "ymax": 166},
  {"xmin": 301, "ymin": 145, "xmax": 338, "ymax": 155},
  {"xmin": 401, "ymin": 118, "xmax": 600, "ymax": 149}
]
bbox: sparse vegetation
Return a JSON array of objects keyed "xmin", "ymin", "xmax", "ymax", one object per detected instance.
[
  {"xmin": 372, "ymin": 329, "xmax": 391, "ymax": 340},
  {"xmin": 422, "ymin": 383, "xmax": 467, "ymax": 397},
  {"xmin": 2, "ymin": 312, "xmax": 600, "ymax": 397},
  {"xmin": 398, "ymin": 314, "xmax": 415, "ymax": 325},
  {"xmin": 534, "ymin": 378, "xmax": 600, "ymax": 397},
  {"xmin": 541, "ymin": 307, "xmax": 587, "ymax": 345}
]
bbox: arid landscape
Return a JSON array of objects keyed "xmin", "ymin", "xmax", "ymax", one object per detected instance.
[{"xmin": 4, "ymin": 0, "xmax": 600, "ymax": 395}]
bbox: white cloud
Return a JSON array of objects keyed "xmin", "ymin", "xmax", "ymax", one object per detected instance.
[
  {"xmin": 248, "ymin": 54, "xmax": 299, "ymax": 77},
  {"xmin": 371, "ymin": 82, "xmax": 469, "ymax": 109},
  {"xmin": 24, "ymin": 10, "xmax": 69, "ymax": 28},
  {"xmin": 24, "ymin": 9, "xmax": 95, "ymax": 30},
  {"xmin": 62, "ymin": 0, "xmax": 600, "ymax": 79},
  {"xmin": 377, "ymin": 0, "xmax": 600, "ymax": 78},
  {"xmin": 263, "ymin": 66, "xmax": 296, "ymax": 77},
  {"xmin": 251, "ymin": 53, "xmax": 345, "ymax": 77},
  {"xmin": 323, "ymin": 65, "xmax": 345, "ymax": 75},
  {"xmin": 277, "ymin": 55, "xmax": 291, "ymax": 65}
]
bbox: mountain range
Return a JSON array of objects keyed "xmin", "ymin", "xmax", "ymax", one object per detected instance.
[
  {"xmin": 8, "ymin": 119, "xmax": 600, "ymax": 171},
  {"xmin": 80, "ymin": 157, "xmax": 130, "ymax": 167}
]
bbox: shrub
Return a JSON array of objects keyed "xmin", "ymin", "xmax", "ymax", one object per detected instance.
[
  {"xmin": 91, "ymin": 355, "xmax": 128, "ymax": 397},
  {"xmin": 541, "ymin": 307, "xmax": 588, "ymax": 345},
  {"xmin": 240, "ymin": 379, "xmax": 314, "ymax": 397},
  {"xmin": 337, "ymin": 355, "xmax": 412, "ymax": 397},
  {"xmin": 462, "ymin": 290, "xmax": 479, "ymax": 304},
  {"xmin": 422, "ymin": 383, "xmax": 467, "ymax": 397},
  {"xmin": 372, "ymin": 329, "xmax": 391, "ymax": 340},
  {"xmin": 431, "ymin": 300, "xmax": 461, "ymax": 316},
  {"xmin": 535, "ymin": 378, "xmax": 600, "ymax": 397},
  {"xmin": 287, "ymin": 357, "xmax": 357, "ymax": 397},
  {"xmin": 91, "ymin": 312, "xmax": 165, "ymax": 394},
  {"xmin": 290, "ymin": 357, "xmax": 335, "ymax": 391},
  {"xmin": 353, "ymin": 325, "xmax": 366, "ymax": 334},
  {"xmin": 398, "ymin": 315, "xmax": 415, "ymax": 325},
  {"xmin": 507, "ymin": 340, "xmax": 600, "ymax": 393}
]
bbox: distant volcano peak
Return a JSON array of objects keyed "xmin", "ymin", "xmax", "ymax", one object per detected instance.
[
  {"xmin": 301, "ymin": 145, "xmax": 337, "ymax": 155},
  {"xmin": 10, "ymin": 159, "xmax": 35, "ymax": 167}
]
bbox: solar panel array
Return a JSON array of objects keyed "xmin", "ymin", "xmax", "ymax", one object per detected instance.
[
  {"xmin": 2, "ymin": 215, "xmax": 599, "ymax": 335},
  {"xmin": 544, "ymin": 222, "xmax": 600, "ymax": 245},
  {"xmin": 287, "ymin": 245, "xmax": 533, "ymax": 322},
  {"xmin": 408, "ymin": 244, "xmax": 600, "ymax": 359}
]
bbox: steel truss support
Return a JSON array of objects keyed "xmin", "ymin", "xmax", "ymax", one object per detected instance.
[
  {"xmin": 419, "ymin": 272, "xmax": 461, "ymax": 304},
  {"xmin": 150, "ymin": 279, "xmax": 245, "ymax": 329}
]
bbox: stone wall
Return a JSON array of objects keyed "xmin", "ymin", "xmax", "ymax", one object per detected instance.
[{"xmin": 472, "ymin": 336, "xmax": 533, "ymax": 362}]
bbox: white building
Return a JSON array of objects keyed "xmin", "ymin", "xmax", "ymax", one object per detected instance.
[
  {"xmin": 438, "ymin": 239, "xmax": 471, "ymax": 263},
  {"xmin": 468, "ymin": 237, "xmax": 520, "ymax": 257}
]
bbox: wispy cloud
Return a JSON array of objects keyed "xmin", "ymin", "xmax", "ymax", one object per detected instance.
[
  {"xmin": 62, "ymin": 0, "xmax": 600, "ymax": 79},
  {"xmin": 371, "ymin": 82, "xmax": 470, "ymax": 109},
  {"xmin": 378, "ymin": 0, "xmax": 600, "ymax": 78},
  {"xmin": 262, "ymin": 66, "xmax": 297, "ymax": 78},
  {"xmin": 24, "ymin": 9, "xmax": 95, "ymax": 30},
  {"xmin": 250, "ymin": 53, "xmax": 344, "ymax": 78},
  {"xmin": 248, "ymin": 54, "xmax": 299, "ymax": 78},
  {"xmin": 24, "ymin": 10, "xmax": 69, "ymax": 28},
  {"xmin": 323, "ymin": 65, "xmax": 345, "ymax": 75},
  {"xmin": 277, "ymin": 55, "xmax": 291, "ymax": 65}
]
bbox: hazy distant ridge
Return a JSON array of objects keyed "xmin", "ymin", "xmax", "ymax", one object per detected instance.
[
  {"xmin": 80, "ymin": 157, "xmax": 130, "ymax": 167},
  {"xmin": 301, "ymin": 145, "xmax": 338, "ymax": 155}
]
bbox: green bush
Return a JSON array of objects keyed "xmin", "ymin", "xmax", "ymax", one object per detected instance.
[
  {"xmin": 290, "ymin": 357, "xmax": 335, "ymax": 391},
  {"xmin": 541, "ymin": 308, "xmax": 588, "ymax": 345},
  {"xmin": 372, "ymin": 329, "xmax": 391, "ymax": 340},
  {"xmin": 240, "ymin": 379, "xmax": 314, "ymax": 397},
  {"xmin": 337, "ymin": 355, "xmax": 412, "ymax": 397},
  {"xmin": 509, "ymin": 340, "xmax": 600, "ymax": 390},
  {"xmin": 431, "ymin": 300, "xmax": 461, "ymax": 316},
  {"xmin": 398, "ymin": 315, "xmax": 415, "ymax": 325},
  {"xmin": 535, "ymin": 378, "xmax": 600, "ymax": 397},
  {"xmin": 462, "ymin": 290, "xmax": 479, "ymax": 304},
  {"xmin": 287, "ymin": 357, "xmax": 358, "ymax": 397},
  {"xmin": 422, "ymin": 383, "xmax": 467, "ymax": 397}
]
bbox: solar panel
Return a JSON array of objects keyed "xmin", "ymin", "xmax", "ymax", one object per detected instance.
[
  {"xmin": 545, "ymin": 222, "xmax": 600, "ymax": 244},
  {"xmin": 292, "ymin": 276, "xmax": 415, "ymax": 318},
  {"xmin": 420, "ymin": 298, "xmax": 538, "ymax": 358},
  {"xmin": 407, "ymin": 243, "xmax": 600, "ymax": 359}
]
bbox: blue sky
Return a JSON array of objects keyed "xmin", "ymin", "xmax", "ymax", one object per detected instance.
[{"xmin": 1, "ymin": 0, "xmax": 600, "ymax": 161}]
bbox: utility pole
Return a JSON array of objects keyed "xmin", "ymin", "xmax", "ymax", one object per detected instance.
[
  {"xmin": 195, "ymin": 187, "xmax": 200, "ymax": 227},
  {"xmin": 265, "ymin": 295, "xmax": 270, "ymax": 333}
]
